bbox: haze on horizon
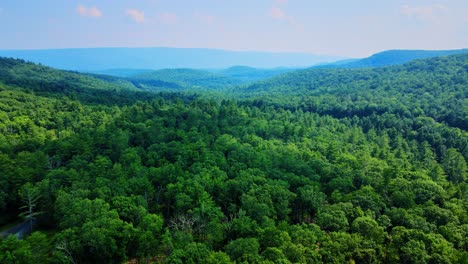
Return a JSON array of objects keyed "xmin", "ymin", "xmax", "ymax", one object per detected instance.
[{"xmin": 0, "ymin": 0, "xmax": 467, "ymax": 58}]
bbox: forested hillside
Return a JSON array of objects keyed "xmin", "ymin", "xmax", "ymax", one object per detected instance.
[
  {"xmin": 130, "ymin": 69, "xmax": 240, "ymax": 90},
  {"xmin": 92, "ymin": 69, "xmax": 154, "ymax": 78},
  {"xmin": 240, "ymin": 54, "xmax": 468, "ymax": 130},
  {"xmin": 126, "ymin": 67, "xmax": 299, "ymax": 91},
  {"xmin": 0, "ymin": 55, "xmax": 467, "ymax": 263},
  {"xmin": 212, "ymin": 66, "xmax": 297, "ymax": 83},
  {"xmin": 0, "ymin": 58, "xmax": 159, "ymax": 105},
  {"xmin": 318, "ymin": 49, "xmax": 468, "ymax": 68}
]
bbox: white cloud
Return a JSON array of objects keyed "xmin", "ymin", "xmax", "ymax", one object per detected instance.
[
  {"xmin": 76, "ymin": 5, "xmax": 102, "ymax": 18},
  {"xmin": 270, "ymin": 7, "xmax": 286, "ymax": 20},
  {"xmin": 195, "ymin": 11, "xmax": 216, "ymax": 25},
  {"xmin": 126, "ymin": 9, "xmax": 145, "ymax": 23},
  {"xmin": 77, "ymin": 5, "xmax": 87, "ymax": 15},
  {"xmin": 269, "ymin": 6, "xmax": 304, "ymax": 32},
  {"xmin": 88, "ymin": 8, "xmax": 102, "ymax": 17},
  {"xmin": 400, "ymin": 4, "xmax": 447, "ymax": 21},
  {"xmin": 159, "ymin": 12, "xmax": 179, "ymax": 24},
  {"xmin": 276, "ymin": 0, "xmax": 288, "ymax": 4}
]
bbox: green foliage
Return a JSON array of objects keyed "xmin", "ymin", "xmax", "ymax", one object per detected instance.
[
  {"xmin": 225, "ymin": 238, "xmax": 261, "ymax": 263},
  {"xmin": 351, "ymin": 216, "xmax": 385, "ymax": 243},
  {"xmin": 442, "ymin": 148, "xmax": 467, "ymax": 184},
  {"xmin": 316, "ymin": 204, "xmax": 350, "ymax": 232},
  {"xmin": 130, "ymin": 68, "xmax": 241, "ymax": 91},
  {"xmin": 215, "ymin": 66, "xmax": 296, "ymax": 83},
  {"xmin": 239, "ymin": 53, "xmax": 468, "ymax": 130},
  {"xmin": 0, "ymin": 54, "xmax": 466, "ymax": 263},
  {"xmin": 18, "ymin": 183, "xmax": 42, "ymax": 231},
  {"xmin": 0, "ymin": 235, "xmax": 34, "ymax": 264}
]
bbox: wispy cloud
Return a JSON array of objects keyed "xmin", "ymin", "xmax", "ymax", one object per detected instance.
[
  {"xmin": 270, "ymin": 7, "xmax": 287, "ymax": 20},
  {"xmin": 276, "ymin": 0, "xmax": 288, "ymax": 4},
  {"xmin": 195, "ymin": 11, "xmax": 216, "ymax": 25},
  {"xmin": 269, "ymin": 6, "xmax": 304, "ymax": 32},
  {"xmin": 126, "ymin": 9, "xmax": 145, "ymax": 23},
  {"xmin": 159, "ymin": 12, "xmax": 179, "ymax": 24},
  {"xmin": 194, "ymin": 11, "xmax": 224, "ymax": 32},
  {"xmin": 400, "ymin": 4, "xmax": 447, "ymax": 21},
  {"xmin": 76, "ymin": 5, "xmax": 102, "ymax": 18}
]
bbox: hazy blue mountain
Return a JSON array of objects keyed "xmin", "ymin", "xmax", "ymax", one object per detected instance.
[
  {"xmin": 313, "ymin": 58, "xmax": 360, "ymax": 67},
  {"xmin": 318, "ymin": 49, "xmax": 468, "ymax": 68},
  {"xmin": 0, "ymin": 47, "xmax": 343, "ymax": 71}
]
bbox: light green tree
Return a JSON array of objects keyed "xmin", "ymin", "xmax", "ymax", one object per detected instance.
[{"xmin": 19, "ymin": 183, "xmax": 42, "ymax": 232}]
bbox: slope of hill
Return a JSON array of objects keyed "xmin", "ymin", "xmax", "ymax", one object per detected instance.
[
  {"xmin": 0, "ymin": 47, "xmax": 343, "ymax": 71},
  {"xmin": 319, "ymin": 49, "xmax": 468, "ymax": 68},
  {"xmin": 239, "ymin": 53, "xmax": 468, "ymax": 130},
  {"xmin": 91, "ymin": 68, "xmax": 154, "ymax": 78},
  {"xmin": 130, "ymin": 68, "xmax": 241, "ymax": 90},
  {"xmin": 0, "ymin": 57, "xmax": 176, "ymax": 105},
  {"xmin": 102, "ymin": 66, "xmax": 298, "ymax": 87},
  {"xmin": 212, "ymin": 66, "xmax": 298, "ymax": 82}
]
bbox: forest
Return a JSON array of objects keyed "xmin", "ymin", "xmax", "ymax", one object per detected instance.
[{"xmin": 0, "ymin": 53, "xmax": 467, "ymax": 263}]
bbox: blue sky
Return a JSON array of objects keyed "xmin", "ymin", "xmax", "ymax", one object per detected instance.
[{"xmin": 0, "ymin": 0, "xmax": 467, "ymax": 57}]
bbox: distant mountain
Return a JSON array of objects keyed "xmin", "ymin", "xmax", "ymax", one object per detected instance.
[
  {"xmin": 212, "ymin": 66, "xmax": 298, "ymax": 83},
  {"xmin": 130, "ymin": 68, "xmax": 240, "ymax": 90},
  {"xmin": 99, "ymin": 65, "xmax": 298, "ymax": 85},
  {"xmin": 0, "ymin": 47, "xmax": 343, "ymax": 71},
  {"xmin": 318, "ymin": 49, "xmax": 468, "ymax": 68}
]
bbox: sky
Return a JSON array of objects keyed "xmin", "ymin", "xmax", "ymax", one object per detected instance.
[{"xmin": 0, "ymin": 0, "xmax": 467, "ymax": 57}]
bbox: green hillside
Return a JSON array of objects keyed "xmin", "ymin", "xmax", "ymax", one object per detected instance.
[
  {"xmin": 0, "ymin": 57, "xmax": 189, "ymax": 105},
  {"xmin": 130, "ymin": 68, "xmax": 241, "ymax": 90},
  {"xmin": 0, "ymin": 55, "xmax": 466, "ymax": 263},
  {"xmin": 91, "ymin": 68, "xmax": 154, "ymax": 78},
  {"xmin": 213, "ymin": 66, "xmax": 297, "ymax": 83},
  {"xmin": 240, "ymin": 53, "xmax": 468, "ymax": 130},
  {"xmin": 0, "ymin": 57, "xmax": 138, "ymax": 92},
  {"xmin": 320, "ymin": 49, "xmax": 468, "ymax": 68}
]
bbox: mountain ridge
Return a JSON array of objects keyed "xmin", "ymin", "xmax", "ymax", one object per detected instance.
[
  {"xmin": 239, "ymin": 53, "xmax": 468, "ymax": 130},
  {"xmin": 0, "ymin": 47, "xmax": 342, "ymax": 71},
  {"xmin": 317, "ymin": 48, "xmax": 468, "ymax": 68}
]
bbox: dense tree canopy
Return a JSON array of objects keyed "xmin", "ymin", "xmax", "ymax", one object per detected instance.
[{"xmin": 0, "ymin": 54, "xmax": 467, "ymax": 263}]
